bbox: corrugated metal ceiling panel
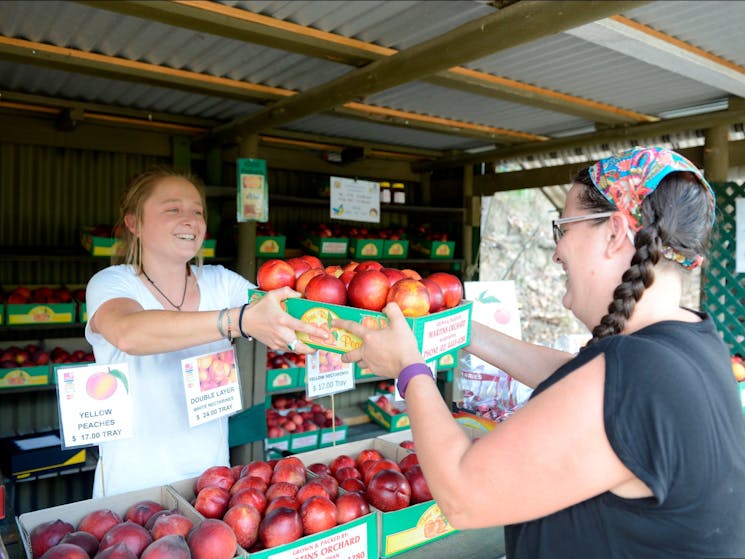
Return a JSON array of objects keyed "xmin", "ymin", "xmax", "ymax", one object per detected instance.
[
  {"xmin": 284, "ymin": 113, "xmax": 487, "ymax": 151},
  {"xmin": 222, "ymin": 0, "xmax": 497, "ymax": 49},
  {"xmin": 462, "ymin": 31, "xmax": 724, "ymax": 118},
  {"xmin": 366, "ymin": 81, "xmax": 591, "ymax": 135},
  {"xmin": 624, "ymin": 1, "xmax": 745, "ymax": 65}
]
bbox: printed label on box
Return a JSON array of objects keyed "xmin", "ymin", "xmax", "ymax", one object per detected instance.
[
  {"xmin": 420, "ymin": 307, "xmax": 470, "ymax": 360},
  {"xmin": 267, "ymin": 520, "xmax": 371, "ymax": 559},
  {"xmin": 181, "ymin": 348, "xmax": 242, "ymax": 427},
  {"xmin": 56, "ymin": 363, "xmax": 134, "ymax": 448}
]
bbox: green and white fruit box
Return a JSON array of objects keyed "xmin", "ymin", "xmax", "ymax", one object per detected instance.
[
  {"xmin": 383, "ymin": 239, "xmax": 409, "ymax": 259},
  {"xmin": 366, "ymin": 394, "xmax": 410, "ymax": 432},
  {"xmin": 410, "ymin": 239, "xmax": 456, "ymax": 259},
  {"xmin": 301, "ymin": 235, "xmax": 349, "ymax": 257},
  {"xmin": 247, "ymin": 289, "xmax": 472, "ymax": 363},
  {"xmin": 265, "ymin": 432, "xmax": 291, "ymax": 454},
  {"xmin": 173, "ymin": 476, "xmax": 378, "ymax": 559},
  {"xmin": 200, "ymin": 238, "xmax": 216, "ymax": 258},
  {"xmin": 0, "ymin": 365, "xmax": 50, "ymax": 389},
  {"xmin": 18, "ymin": 483, "xmax": 200, "ymax": 559},
  {"xmin": 266, "ymin": 367, "xmax": 299, "ymax": 392},
  {"xmin": 348, "ymin": 238, "xmax": 384, "ymax": 260},
  {"xmin": 290, "ymin": 429, "xmax": 320, "ymax": 452},
  {"xmin": 6, "ymin": 303, "xmax": 76, "ymax": 325},
  {"xmin": 256, "ymin": 235, "xmax": 286, "ymax": 257},
  {"xmin": 292, "ymin": 438, "xmax": 455, "ymax": 557},
  {"xmin": 80, "ymin": 227, "xmax": 121, "ymax": 257},
  {"xmin": 319, "ymin": 424, "xmax": 348, "ymax": 447}
]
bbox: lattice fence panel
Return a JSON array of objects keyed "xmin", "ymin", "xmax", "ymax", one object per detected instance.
[{"xmin": 702, "ymin": 182, "xmax": 745, "ymax": 356}]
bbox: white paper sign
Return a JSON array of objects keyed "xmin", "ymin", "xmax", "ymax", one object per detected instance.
[
  {"xmin": 56, "ymin": 363, "xmax": 134, "ymax": 448},
  {"xmin": 305, "ymin": 350, "xmax": 355, "ymax": 397},
  {"xmin": 181, "ymin": 348, "xmax": 242, "ymax": 427},
  {"xmin": 736, "ymin": 197, "xmax": 745, "ymax": 273},
  {"xmin": 464, "ymin": 281, "xmax": 522, "ymax": 339},
  {"xmin": 329, "ymin": 176, "xmax": 380, "ymax": 223}
]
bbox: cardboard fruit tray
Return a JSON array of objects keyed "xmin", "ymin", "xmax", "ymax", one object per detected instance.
[{"xmin": 248, "ymin": 289, "xmax": 472, "ymax": 363}]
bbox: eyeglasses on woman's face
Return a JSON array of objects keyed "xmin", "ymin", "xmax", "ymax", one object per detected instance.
[{"xmin": 551, "ymin": 211, "xmax": 615, "ymax": 244}]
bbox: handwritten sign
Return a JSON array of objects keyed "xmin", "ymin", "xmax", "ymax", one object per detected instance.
[
  {"xmin": 306, "ymin": 350, "xmax": 355, "ymax": 397},
  {"xmin": 181, "ymin": 348, "xmax": 242, "ymax": 427},
  {"xmin": 56, "ymin": 363, "xmax": 134, "ymax": 448},
  {"xmin": 329, "ymin": 177, "xmax": 380, "ymax": 223}
]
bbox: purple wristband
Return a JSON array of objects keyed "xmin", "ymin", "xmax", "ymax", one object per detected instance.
[{"xmin": 397, "ymin": 363, "xmax": 434, "ymax": 398}]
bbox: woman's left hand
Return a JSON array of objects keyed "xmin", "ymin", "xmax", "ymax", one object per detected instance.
[
  {"xmin": 332, "ymin": 302, "xmax": 423, "ymax": 378},
  {"xmin": 242, "ymin": 287, "xmax": 327, "ymax": 353}
]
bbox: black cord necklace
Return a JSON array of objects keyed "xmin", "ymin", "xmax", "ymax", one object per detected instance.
[{"xmin": 142, "ymin": 266, "xmax": 189, "ymax": 311}]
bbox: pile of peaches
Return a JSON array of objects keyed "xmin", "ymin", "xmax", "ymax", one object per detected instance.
[
  {"xmin": 190, "ymin": 443, "xmax": 429, "ymax": 551},
  {"xmin": 265, "ymin": 395, "xmax": 344, "ymax": 439},
  {"xmin": 27, "ymin": 499, "xmax": 226, "ymax": 559},
  {"xmin": 257, "ymin": 255, "xmax": 463, "ymax": 318}
]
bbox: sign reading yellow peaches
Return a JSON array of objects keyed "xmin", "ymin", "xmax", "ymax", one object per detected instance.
[
  {"xmin": 181, "ymin": 347, "xmax": 242, "ymax": 427},
  {"xmin": 56, "ymin": 363, "xmax": 134, "ymax": 448}
]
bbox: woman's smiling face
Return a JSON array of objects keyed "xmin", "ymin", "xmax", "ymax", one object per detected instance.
[{"xmin": 136, "ymin": 176, "xmax": 206, "ymax": 264}]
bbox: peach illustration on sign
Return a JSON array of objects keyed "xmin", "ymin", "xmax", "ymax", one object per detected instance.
[
  {"xmin": 86, "ymin": 369, "xmax": 128, "ymax": 400},
  {"xmin": 197, "ymin": 351, "xmax": 237, "ymax": 392}
]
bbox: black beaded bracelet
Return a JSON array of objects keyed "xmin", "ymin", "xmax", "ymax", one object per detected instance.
[{"xmin": 238, "ymin": 303, "xmax": 252, "ymax": 340}]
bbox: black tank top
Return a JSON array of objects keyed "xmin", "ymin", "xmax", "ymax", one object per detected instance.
[{"xmin": 505, "ymin": 312, "xmax": 745, "ymax": 559}]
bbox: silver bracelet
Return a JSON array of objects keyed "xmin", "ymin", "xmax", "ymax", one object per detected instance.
[{"xmin": 217, "ymin": 308, "xmax": 228, "ymax": 338}]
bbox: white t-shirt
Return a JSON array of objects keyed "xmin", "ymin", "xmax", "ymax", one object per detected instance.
[{"xmin": 85, "ymin": 264, "xmax": 253, "ymax": 497}]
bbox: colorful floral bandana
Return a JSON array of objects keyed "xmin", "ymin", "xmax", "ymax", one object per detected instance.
[{"xmin": 587, "ymin": 146, "xmax": 716, "ymax": 270}]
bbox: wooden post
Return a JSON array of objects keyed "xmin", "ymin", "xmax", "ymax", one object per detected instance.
[
  {"xmin": 704, "ymin": 125, "xmax": 729, "ymax": 183},
  {"xmin": 231, "ymin": 134, "xmax": 266, "ymax": 464}
]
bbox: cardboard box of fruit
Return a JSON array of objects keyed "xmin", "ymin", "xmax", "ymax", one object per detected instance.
[
  {"xmin": 382, "ymin": 239, "xmax": 409, "ymax": 259},
  {"xmin": 201, "ymin": 238, "xmax": 217, "ymax": 258},
  {"xmin": 348, "ymin": 238, "xmax": 384, "ymax": 260},
  {"xmin": 174, "ymin": 462, "xmax": 379, "ymax": 558},
  {"xmin": 17, "ymin": 483, "xmax": 203, "ymax": 559},
  {"xmin": 301, "ymin": 235, "xmax": 349, "ymax": 258},
  {"xmin": 247, "ymin": 290, "xmax": 472, "ymax": 362},
  {"xmin": 4, "ymin": 286, "xmax": 76, "ymax": 325},
  {"xmin": 366, "ymin": 394, "xmax": 410, "ymax": 432},
  {"xmin": 410, "ymin": 239, "xmax": 456, "ymax": 259},
  {"xmin": 80, "ymin": 226, "xmax": 122, "ymax": 257},
  {"xmin": 0, "ymin": 343, "xmax": 53, "ymax": 388},
  {"xmin": 256, "ymin": 235, "xmax": 285, "ymax": 257},
  {"xmin": 294, "ymin": 438, "xmax": 458, "ymax": 557}
]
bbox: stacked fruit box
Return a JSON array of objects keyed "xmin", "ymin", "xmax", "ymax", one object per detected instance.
[
  {"xmin": 4, "ymin": 286, "xmax": 77, "ymax": 325},
  {"xmin": 248, "ymin": 289, "xmax": 472, "ymax": 364},
  {"xmin": 366, "ymin": 394, "xmax": 410, "ymax": 432},
  {"xmin": 297, "ymin": 437, "xmax": 457, "ymax": 557},
  {"xmin": 17, "ymin": 485, "xmax": 203, "ymax": 559},
  {"xmin": 173, "ymin": 463, "xmax": 378, "ymax": 558}
]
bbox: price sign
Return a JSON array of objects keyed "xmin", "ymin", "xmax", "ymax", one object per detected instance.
[
  {"xmin": 181, "ymin": 347, "xmax": 242, "ymax": 427},
  {"xmin": 329, "ymin": 177, "xmax": 380, "ymax": 223},
  {"xmin": 56, "ymin": 363, "xmax": 134, "ymax": 448},
  {"xmin": 306, "ymin": 350, "xmax": 355, "ymax": 398}
]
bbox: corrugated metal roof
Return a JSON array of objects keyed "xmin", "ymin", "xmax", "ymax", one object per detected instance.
[{"xmin": 1, "ymin": 0, "xmax": 744, "ymax": 164}]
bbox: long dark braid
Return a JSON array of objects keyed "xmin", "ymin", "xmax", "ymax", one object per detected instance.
[{"xmin": 573, "ymin": 168, "xmax": 713, "ymax": 346}]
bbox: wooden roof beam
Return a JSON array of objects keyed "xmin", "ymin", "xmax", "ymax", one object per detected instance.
[{"xmin": 203, "ymin": 0, "xmax": 652, "ymax": 144}]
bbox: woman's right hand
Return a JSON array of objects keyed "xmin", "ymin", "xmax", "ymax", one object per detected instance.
[
  {"xmin": 240, "ymin": 287, "xmax": 327, "ymax": 353},
  {"xmin": 332, "ymin": 302, "xmax": 423, "ymax": 378}
]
